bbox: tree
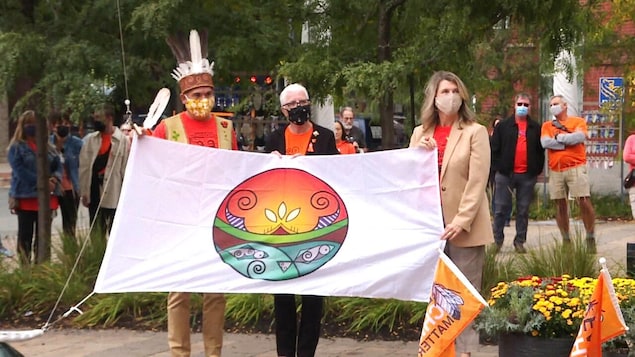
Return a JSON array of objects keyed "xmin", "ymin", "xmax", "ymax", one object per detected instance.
[{"xmin": 278, "ymin": 0, "xmax": 598, "ymax": 149}]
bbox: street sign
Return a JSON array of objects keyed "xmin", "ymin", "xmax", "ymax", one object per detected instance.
[{"xmin": 599, "ymin": 77, "xmax": 624, "ymax": 106}]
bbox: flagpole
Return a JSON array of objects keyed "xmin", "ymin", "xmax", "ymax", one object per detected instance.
[{"xmin": 598, "ymin": 257, "xmax": 629, "ymax": 330}]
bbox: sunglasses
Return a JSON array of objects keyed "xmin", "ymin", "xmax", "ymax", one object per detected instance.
[{"xmin": 516, "ymin": 103, "xmax": 530, "ymax": 107}]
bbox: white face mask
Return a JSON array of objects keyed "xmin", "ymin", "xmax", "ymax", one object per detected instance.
[
  {"xmin": 435, "ymin": 93, "xmax": 462, "ymax": 115},
  {"xmin": 550, "ymin": 104, "xmax": 564, "ymax": 117}
]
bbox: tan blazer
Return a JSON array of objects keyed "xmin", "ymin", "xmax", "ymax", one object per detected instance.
[{"xmin": 409, "ymin": 120, "xmax": 494, "ymax": 247}]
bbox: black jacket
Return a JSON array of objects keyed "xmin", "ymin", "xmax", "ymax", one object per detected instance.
[
  {"xmin": 491, "ymin": 115, "xmax": 545, "ymax": 177},
  {"xmin": 265, "ymin": 122, "xmax": 339, "ymax": 155}
]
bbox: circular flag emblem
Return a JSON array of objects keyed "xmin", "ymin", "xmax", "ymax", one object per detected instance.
[{"xmin": 213, "ymin": 168, "xmax": 348, "ymax": 280}]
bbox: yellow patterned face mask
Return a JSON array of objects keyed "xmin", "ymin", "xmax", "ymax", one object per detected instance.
[{"xmin": 184, "ymin": 95, "xmax": 215, "ymax": 119}]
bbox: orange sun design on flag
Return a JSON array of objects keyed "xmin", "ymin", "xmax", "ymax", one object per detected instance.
[{"xmin": 213, "ymin": 168, "xmax": 349, "ymax": 280}]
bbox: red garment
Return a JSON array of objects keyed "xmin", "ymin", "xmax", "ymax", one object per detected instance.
[
  {"xmin": 152, "ymin": 112, "xmax": 238, "ymax": 150},
  {"xmin": 98, "ymin": 133, "xmax": 112, "ymax": 155},
  {"xmin": 336, "ymin": 140, "xmax": 356, "ymax": 154},
  {"xmin": 433, "ymin": 125, "xmax": 452, "ymax": 169},
  {"xmin": 285, "ymin": 126, "xmax": 314, "ymax": 155},
  {"xmin": 61, "ymin": 168, "xmax": 73, "ymax": 191},
  {"xmin": 18, "ymin": 196, "xmax": 59, "ymax": 211},
  {"xmin": 513, "ymin": 119, "xmax": 528, "ymax": 173}
]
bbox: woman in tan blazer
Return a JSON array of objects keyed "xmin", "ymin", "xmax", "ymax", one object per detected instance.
[{"xmin": 409, "ymin": 71, "xmax": 493, "ymax": 357}]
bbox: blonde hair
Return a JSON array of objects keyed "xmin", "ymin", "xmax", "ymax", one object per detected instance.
[
  {"xmin": 9, "ymin": 110, "xmax": 37, "ymax": 147},
  {"xmin": 419, "ymin": 71, "xmax": 476, "ymax": 131}
]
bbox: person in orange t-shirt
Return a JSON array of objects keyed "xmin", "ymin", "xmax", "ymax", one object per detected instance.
[
  {"xmin": 333, "ymin": 120, "xmax": 357, "ymax": 154},
  {"xmin": 265, "ymin": 83, "xmax": 338, "ymax": 357},
  {"xmin": 540, "ymin": 94, "xmax": 595, "ymax": 251},
  {"xmin": 490, "ymin": 93, "xmax": 544, "ymax": 254}
]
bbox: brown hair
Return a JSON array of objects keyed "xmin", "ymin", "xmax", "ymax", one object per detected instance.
[{"xmin": 419, "ymin": 71, "xmax": 476, "ymax": 131}]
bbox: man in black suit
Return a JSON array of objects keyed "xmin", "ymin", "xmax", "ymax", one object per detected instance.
[{"xmin": 265, "ymin": 83, "xmax": 338, "ymax": 357}]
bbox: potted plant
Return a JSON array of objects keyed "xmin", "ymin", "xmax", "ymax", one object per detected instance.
[{"xmin": 474, "ymin": 275, "xmax": 635, "ymax": 357}]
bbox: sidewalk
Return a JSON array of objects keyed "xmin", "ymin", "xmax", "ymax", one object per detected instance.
[
  {"xmin": 0, "ymin": 161, "xmax": 9, "ymax": 189},
  {"xmin": 7, "ymin": 329, "xmax": 498, "ymax": 357}
]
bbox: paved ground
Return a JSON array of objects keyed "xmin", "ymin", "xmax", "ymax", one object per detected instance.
[
  {"xmin": 6, "ymin": 329, "xmax": 499, "ymax": 357},
  {"xmin": 1, "ymin": 162, "xmax": 634, "ymax": 356}
]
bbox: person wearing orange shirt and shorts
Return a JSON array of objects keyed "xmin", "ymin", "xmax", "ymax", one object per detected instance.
[{"xmin": 540, "ymin": 94, "xmax": 596, "ymax": 252}]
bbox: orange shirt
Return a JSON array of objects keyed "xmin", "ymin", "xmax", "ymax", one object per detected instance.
[
  {"xmin": 513, "ymin": 119, "xmax": 528, "ymax": 173},
  {"xmin": 336, "ymin": 140, "xmax": 356, "ymax": 155},
  {"xmin": 433, "ymin": 125, "xmax": 452, "ymax": 170},
  {"xmin": 152, "ymin": 113, "xmax": 238, "ymax": 150},
  {"xmin": 285, "ymin": 126, "xmax": 313, "ymax": 155},
  {"xmin": 540, "ymin": 116, "xmax": 587, "ymax": 172}
]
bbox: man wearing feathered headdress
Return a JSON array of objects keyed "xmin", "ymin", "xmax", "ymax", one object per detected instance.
[{"xmin": 153, "ymin": 29, "xmax": 238, "ymax": 357}]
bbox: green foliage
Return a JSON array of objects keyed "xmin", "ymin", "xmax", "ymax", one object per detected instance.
[
  {"xmin": 475, "ymin": 283, "xmax": 543, "ymax": 337},
  {"xmin": 224, "ymin": 294, "xmax": 273, "ymax": 328},
  {"xmin": 481, "ymin": 245, "xmax": 520, "ymax": 293},
  {"xmin": 76, "ymin": 293, "xmax": 168, "ymax": 328},
  {"xmin": 515, "ymin": 234, "xmax": 599, "ymax": 278},
  {"xmin": 328, "ymin": 298, "xmax": 425, "ymax": 334}
]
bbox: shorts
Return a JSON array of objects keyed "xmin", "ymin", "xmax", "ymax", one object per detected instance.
[{"xmin": 548, "ymin": 165, "xmax": 591, "ymax": 200}]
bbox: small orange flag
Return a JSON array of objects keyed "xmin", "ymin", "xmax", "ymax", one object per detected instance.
[
  {"xmin": 570, "ymin": 259, "xmax": 628, "ymax": 357},
  {"xmin": 418, "ymin": 251, "xmax": 488, "ymax": 357}
]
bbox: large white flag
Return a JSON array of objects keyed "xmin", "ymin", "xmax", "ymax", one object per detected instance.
[{"xmin": 94, "ymin": 136, "xmax": 444, "ymax": 302}]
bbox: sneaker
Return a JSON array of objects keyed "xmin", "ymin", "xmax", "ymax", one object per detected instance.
[
  {"xmin": 0, "ymin": 247, "xmax": 13, "ymax": 257},
  {"xmin": 586, "ymin": 238, "xmax": 597, "ymax": 254},
  {"xmin": 514, "ymin": 243, "xmax": 527, "ymax": 254}
]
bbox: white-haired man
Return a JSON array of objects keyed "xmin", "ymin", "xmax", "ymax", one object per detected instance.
[{"xmin": 265, "ymin": 83, "xmax": 338, "ymax": 357}]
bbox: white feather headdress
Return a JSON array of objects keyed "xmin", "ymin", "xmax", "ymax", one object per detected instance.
[{"xmin": 166, "ymin": 29, "xmax": 214, "ymax": 92}]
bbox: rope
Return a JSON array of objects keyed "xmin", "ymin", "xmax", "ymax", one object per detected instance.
[
  {"xmin": 1, "ymin": 1, "xmax": 134, "ymax": 338},
  {"xmin": 116, "ymin": 0, "xmax": 130, "ymax": 101},
  {"xmin": 43, "ymin": 133, "xmax": 128, "ymax": 329}
]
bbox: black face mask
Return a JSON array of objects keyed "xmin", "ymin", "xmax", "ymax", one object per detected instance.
[
  {"xmin": 24, "ymin": 124, "xmax": 36, "ymax": 137},
  {"xmin": 93, "ymin": 120, "xmax": 106, "ymax": 132},
  {"xmin": 288, "ymin": 105, "xmax": 311, "ymax": 125},
  {"xmin": 56, "ymin": 125, "xmax": 70, "ymax": 138}
]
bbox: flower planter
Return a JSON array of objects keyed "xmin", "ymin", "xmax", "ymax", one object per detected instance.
[{"xmin": 498, "ymin": 333, "xmax": 575, "ymax": 357}]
